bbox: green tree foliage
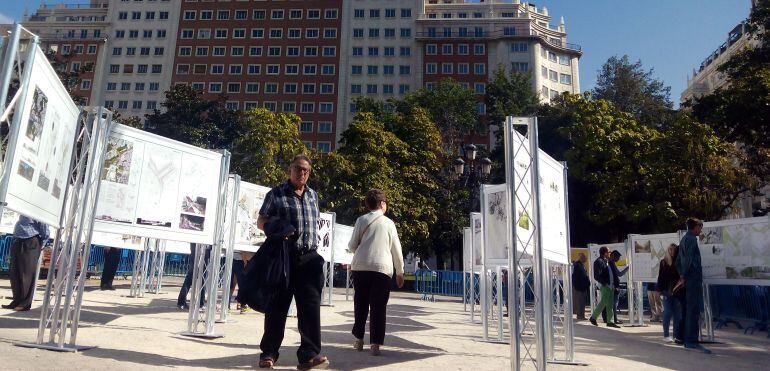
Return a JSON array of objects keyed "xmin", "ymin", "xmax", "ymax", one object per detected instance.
[
  {"xmin": 144, "ymin": 84, "xmax": 239, "ymax": 149},
  {"xmin": 231, "ymin": 108, "xmax": 307, "ymax": 187},
  {"xmin": 593, "ymin": 55, "xmax": 673, "ymax": 127}
]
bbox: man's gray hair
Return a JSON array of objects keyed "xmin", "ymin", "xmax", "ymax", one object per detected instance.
[{"xmin": 291, "ymin": 154, "xmax": 312, "ymax": 167}]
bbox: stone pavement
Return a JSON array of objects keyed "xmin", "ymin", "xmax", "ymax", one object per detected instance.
[{"xmin": 1, "ymin": 277, "xmax": 769, "ymax": 370}]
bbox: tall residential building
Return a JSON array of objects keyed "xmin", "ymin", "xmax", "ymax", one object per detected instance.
[{"xmin": 21, "ymin": 0, "xmax": 582, "ymax": 152}]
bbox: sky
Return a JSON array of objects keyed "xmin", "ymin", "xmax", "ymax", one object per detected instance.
[{"xmin": 0, "ymin": 0, "xmax": 753, "ymax": 105}]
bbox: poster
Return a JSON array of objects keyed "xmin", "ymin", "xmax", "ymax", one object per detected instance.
[
  {"xmin": 333, "ymin": 223, "xmax": 354, "ymax": 265},
  {"xmin": 588, "ymin": 242, "xmax": 629, "ymax": 284},
  {"xmin": 471, "ymin": 212, "xmax": 482, "ymax": 268},
  {"xmin": 90, "ymin": 231, "xmax": 144, "ymax": 250},
  {"xmin": 232, "ymin": 181, "xmax": 271, "ymax": 251},
  {"xmin": 463, "ymin": 227, "xmax": 471, "ymax": 272},
  {"xmin": 538, "ymin": 152, "xmax": 569, "ymax": 264},
  {"xmin": 5, "ymin": 45, "xmax": 79, "ymax": 228},
  {"xmin": 629, "ymin": 233, "xmax": 680, "ymax": 283},
  {"xmin": 93, "ymin": 124, "xmax": 225, "ymax": 245},
  {"xmin": 570, "ymin": 247, "xmax": 590, "ymax": 272},
  {"xmin": 316, "ymin": 212, "xmax": 334, "ymax": 262},
  {"xmin": 509, "ymin": 128, "xmax": 535, "ymax": 255},
  {"xmin": 481, "ymin": 184, "xmax": 509, "ymax": 266},
  {"xmin": 698, "ymin": 217, "xmax": 770, "ymax": 285}
]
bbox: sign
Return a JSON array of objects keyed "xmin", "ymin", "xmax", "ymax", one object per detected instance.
[
  {"xmin": 332, "ymin": 223, "xmax": 354, "ymax": 265},
  {"xmin": 698, "ymin": 217, "xmax": 770, "ymax": 285},
  {"xmin": 5, "ymin": 45, "xmax": 79, "ymax": 228},
  {"xmin": 481, "ymin": 184, "xmax": 509, "ymax": 266},
  {"xmin": 232, "ymin": 181, "xmax": 271, "ymax": 252},
  {"xmin": 471, "ymin": 212, "xmax": 482, "ymax": 268},
  {"xmin": 629, "ymin": 233, "xmax": 679, "ymax": 283},
  {"xmin": 316, "ymin": 212, "xmax": 334, "ymax": 262},
  {"xmin": 538, "ymin": 152, "xmax": 569, "ymax": 264},
  {"xmin": 588, "ymin": 242, "xmax": 629, "ymax": 284},
  {"xmin": 93, "ymin": 123, "xmax": 225, "ymax": 244}
]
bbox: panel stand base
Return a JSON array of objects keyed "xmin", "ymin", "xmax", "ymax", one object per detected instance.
[
  {"xmin": 180, "ymin": 332, "xmax": 224, "ymax": 339},
  {"xmin": 548, "ymin": 360, "xmax": 589, "ymax": 366},
  {"xmin": 15, "ymin": 342, "xmax": 97, "ymax": 353}
]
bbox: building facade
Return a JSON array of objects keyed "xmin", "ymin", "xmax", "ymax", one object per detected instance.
[{"xmin": 21, "ymin": 0, "xmax": 582, "ymax": 152}]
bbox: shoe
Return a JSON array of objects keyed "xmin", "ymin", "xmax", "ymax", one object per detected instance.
[
  {"xmin": 178, "ymin": 304, "xmax": 189, "ymax": 310},
  {"xmin": 614, "ymin": 319, "xmax": 624, "ymax": 324},
  {"xmin": 297, "ymin": 355, "xmax": 329, "ymax": 370},
  {"xmin": 258, "ymin": 357, "xmax": 275, "ymax": 369},
  {"xmin": 576, "ymin": 316, "xmax": 586, "ymax": 321},
  {"xmin": 371, "ymin": 344, "xmax": 381, "ymax": 356},
  {"xmin": 685, "ymin": 343, "xmax": 712, "ymax": 354},
  {"xmin": 664, "ymin": 336, "xmax": 674, "ymax": 343},
  {"xmin": 675, "ymin": 338, "xmax": 684, "ymax": 345},
  {"xmin": 353, "ymin": 338, "xmax": 363, "ymax": 351},
  {"xmin": 100, "ymin": 285, "xmax": 108, "ymax": 291},
  {"xmin": 13, "ymin": 306, "xmax": 31, "ymax": 312},
  {"xmin": 2, "ymin": 302, "xmax": 18, "ymax": 309},
  {"xmin": 589, "ymin": 317, "xmax": 597, "ymax": 326},
  {"xmin": 607, "ymin": 323, "xmax": 620, "ymax": 328},
  {"xmin": 107, "ymin": 286, "xmax": 116, "ymax": 291}
]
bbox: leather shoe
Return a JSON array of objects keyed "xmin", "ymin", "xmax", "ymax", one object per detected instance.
[
  {"xmin": 14, "ymin": 306, "xmax": 31, "ymax": 311},
  {"xmin": 607, "ymin": 323, "xmax": 620, "ymax": 328},
  {"xmin": 589, "ymin": 317, "xmax": 598, "ymax": 326},
  {"xmin": 297, "ymin": 355, "xmax": 329, "ymax": 370},
  {"xmin": 2, "ymin": 303, "xmax": 18, "ymax": 309}
]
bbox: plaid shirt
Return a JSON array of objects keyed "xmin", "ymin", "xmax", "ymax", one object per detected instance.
[
  {"xmin": 259, "ymin": 181, "xmax": 319, "ymax": 252},
  {"xmin": 14, "ymin": 215, "xmax": 49, "ymax": 240}
]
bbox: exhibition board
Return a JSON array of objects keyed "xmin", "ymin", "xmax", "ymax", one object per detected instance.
[
  {"xmin": 232, "ymin": 181, "xmax": 271, "ymax": 252},
  {"xmin": 4, "ymin": 45, "xmax": 79, "ymax": 228},
  {"xmin": 92, "ymin": 123, "xmax": 225, "ymax": 245},
  {"xmin": 538, "ymin": 152, "xmax": 569, "ymax": 265},
  {"xmin": 90, "ymin": 231, "xmax": 143, "ymax": 250},
  {"xmin": 317, "ymin": 212, "xmax": 334, "ymax": 263},
  {"xmin": 471, "ymin": 212, "xmax": 482, "ymax": 269},
  {"xmin": 628, "ymin": 233, "xmax": 680, "ymax": 283},
  {"xmin": 332, "ymin": 223, "xmax": 354, "ymax": 265},
  {"xmin": 509, "ymin": 130, "xmax": 535, "ymax": 255},
  {"xmin": 698, "ymin": 216, "xmax": 770, "ymax": 286},
  {"xmin": 0, "ymin": 208, "xmax": 55, "ymax": 236},
  {"xmin": 463, "ymin": 227, "xmax": 471, "ymax": 272},
  {"xmin": 588, "ymin": 242, "xmax": 628, "ymax": 283},
  {"xmin": 481, "ymin": 184, "xmax": 510, "ymax": 267}
]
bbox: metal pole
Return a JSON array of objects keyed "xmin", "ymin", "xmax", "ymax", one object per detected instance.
[
  {"xmin": 480, "ymin": 185, "xmax": 489, "ymax": 341},
  {"xmin": 463, "ymin": 228, "xmax": 468, "ymax": 312},
  {"xmin": 470, "ymin": 216, "xmax": 477, "ymax": 323},
  {"xmin": 530, "ymin": 117, "xmax": 548, "ymax": 370},
  {"xmin": 503, "ymin": 116, "xmax": 521, "ymax": 369},
  {"xmin": 626, "ymin": 237, "xmax": 636, "ymax": 326},
  {"xmin": 0, "ymin": 23, "xmax": 21, "ymax": 115},
  {"xmin": 156, "ymin": 241, "xmax": 166, "ymax": 293},
  {"xmin": 345, "ymin": 266, "xmax": 351, "ymax": 301},
  {"xmin": 218, "ymin": 175, "xmax": 239, "ymax": 323},
  {"xmin": 561, "ymin": 163, "xmax": 575, "ymax": 362},
  {"xmin": 497, "ymin": 265, "xmax": 504, "ymax": 341},
  {"xmin": 327, "ymin": 213, "xmax": 336, "ymax": 306}
]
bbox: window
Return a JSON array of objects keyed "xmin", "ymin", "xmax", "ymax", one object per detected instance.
[
  {"xmin": 283, "ymin": 64, "xmax": 298, "ymax": 75},
  {"xmin": 198, "ymin": 29, "xmax": 211, "ymax": 39},
  {"xmin": 318, "ymin": 122, "xmax": 332, "ymax": 133},
  {"xmin": 109, "ymin": 64, "xmax": 120, "ymax": 73},
  {"xmin": 351, "ymin": 65, "xmax": 362, "ymax": 75},
  {"xmin": 400, "ymin": 47, "xmax": 411, "ymax": 56},
  {"xmin": 302, "ymin": 83, "xmax": 315, "ymax": 94},
  {"xmin": 138, "ymin": 47, "xmax": 149, "ymax": 56},
  {"xmin": 118, "ymin": 12, "xmax": 127, "ymax": 20},
  {"xmin": 560, "ymin": 73, "xmax": 572, "ymax": 85},
  {"xmin": 474, "ymin": 44, "xmax": 485, "ymax": 55},
  {"xmin": 320, "ymin": 84, "xmax": 334, "ymax": 94},
  {"xmin": 264, "ymin": 102, "xmax": 277, "ymax": 112},
  {"xmin": 399, "ymin": 65, "xmax": 411, "ymax": 75},
  {"xmin": 211, "ymin": 65, "xmax": 224, "ymax": 74},
  {"xmin": 475, "ymin": 83, "xmax": 486, "ymax": 94},
  {"xmin": 401, "ymin": 9, "xmax": 412, "ymax": 18},
  {"xmin": 130, "ymin": 30, "xmax": 139, "ymax": 39},
  {"xmin": 367, "ymin": 47, "xmax": 378, "ymax": 56},
  {"xmin": 248, "ymin": 64, "xmax": 261, "ymax": 75},
  {"xmin": 112, "ymin": 47, "xmax": 122, "ymax": 56},
  {"xmin": 288, "ymin": 28, "xmax": 301, "ymax": 39},
  {"xmin": 474, "ymin": 63, "xmax": 486, "ymax": 75},
  {"xmin": 265, "ymin": 83, "xmax": 278, "ymax": 93},
  {"xmin": 107, "ymin": 82, "xmax": 117, "ymax": 91},
  {"xmin": 227, "ymin": 83, "xmax": 240, "ymax": 93},
  {"xmin": 146, "ymin": 101, "xmax": 157, "ymax": 110},
  {"xmin": 121, "ymin": 83, "xmax": 131, "ymax": 91},
  {"xmin": 118, "ymin": 101, "xmax": 128, "ymax": 109},
  {"xmin": 287, "ymin": 46, "xmax": 300, "ymax": 56},
  {"xmin": 367, "ymin": 65, "xmax": 379, "ymax": 75},
  {"xmin": 290, "ymin": 9, "xmax": 303, "ymax": 19},
  {"xmin": 369, "ymin": 28, "xmax": 379, "ymax": 38},
  {"xmin": 441, "ymin": 44, "xmax": 452, "ymax": 55},
  {"xmin": 251, "ymin": 28, "xmax": 264, "ymax": 38},
  {"xmin": 458, "ymin": 44, "xmax": 469, "ymax": 55},
  {"xmin": 304, "ymin": 47, "xmax": 318, "ymax": 56},
  {"xmin": 253, "ymin": 10, "xmax": 266, "ymax": 20},
  {"xmin": 366, "ymin": 84, "xmax": 377, "ymax": 94},
  {"xmin": 184, "ymin": 10, "xmax": 196, "ymax": 20},
  {"xmin": 383, "ymin": 84, "xmax": 394, "ymax": 94},
  {"xmin": 370, "ymin": 9, "xmax": 380, "ymax": 18},
  {"xmin": 322, "ymin": 47, "xmax": 336, "ymax": 57},
  {"xmin": 154, "ymin": 47, "xmax": 164, "ymax": 56},
  {"xmin": 234, "ymin": 29, "xmax": 246, "ymax": 38},
  {"xmin": 308, "ymin": 9, "xmax": 320, "ymax": 19},
  {"xmin": 157, "ymin": 29, "xmax": 166, "ymax": 38},
  {"xmin": 385, "ymin": 9, "xmax": 396, "ymax": 18},
  {"xmin": 303, "ymin": 65, "xmax": 317, "ymax": 75},
  {"xmin": 200, "ymin": 10, "xmax": 213, "ymax": 20},
  {"xmin": 384, "ymin": 47, "xmax": 395, "ymax": 56},
  {"xmin": 269, "ymin": 29, "xmax": 282, "ymax": 39},
  {"xmin": 115, "ymin": 30, "xmax": 125, "ymax": 38},
  {"xmin": 558, "ymin": 55, "xmax": 571, "ymax": 66},
  {"xmin": 511, "ymin": 43, "xmax": 528, "ymax": 52},
  {"xmin": 511, "ymin": 62, "xmax": 529, "ymax": 72},
  {"xmin": 193, "ymin": 65, "xmax": 206, "ymax": 74},
  {"xmin": 400, "ymin": 28, "xmax": 411, "ymax": 38},
  {"xmin": 209, "ymin": 83, "xmax": 222, "ymax": 93},
  {"xmin": 426, "ymin": 63, "xmax": 437, "ymax": 74},
  {"xmin": 300, "ymin": 122, "xmax": 313, "ymax": 133},
  {"xmin": 81, "ymin": 80, "xmax": 91, "ymax": 90},
  {"xmin": 105, "ymin": 100, "xmax": 114, "ymax": 108},
  {"xmin": 245, "ymin": 102, "xmax": 259, "ymax": 110},
  {"xmin": 268, "ymin": 47, "xmax": 281, "ymax": 56},
  {"xmin": 442, "ymin": 63, "xmax": 452, "ymax": 74},
  {"xmin": 548, "ymin": 51, "xmax": 557, "ymax": 62},
  {"xmin": 306, "ymin": 28, "xmax": 319, "ymax": 38},
  {"xmin": 502, "ymin": 12, "xmax": 516, "ymax": 18},
  {"xmin": 550, "ymin": 89, "xmax": 560, "ymax": 100},
  {"xmin": 351, "ymin": 84, "xmax": 362, "ymax": 94},
  {"xmin": 549, "ymin": 70, "xmax": 558, "ymax": 82},
  {"xmin": 317, "ymin": 142, "xmax": 331, "ymax": 153},
  {"xmin": 384, "ymin": 28, "xmax": 395, "ymax": 38},
  {"xmin": 383, "ymin": 65, "xmax": 394, "ymax": 75},
  {"xmin": 133, "ymin": 101, "xmax": 143, "ymax": 109},
  {"xmin": 229, "ymin": 64, "xmax": 242, "ymax": 75},
  {"xmin": 353, "ymin": 28, "xmax": 364, "ymax": 38},
  {"xmin": 246, "ymin": 83, "xmax": 259, "ymax": 93},
  {"xmin": 215, "ymin": 29, "xmax": 228, "ymax": 39},
  {"xmin": 213, "ymin": 47, "xmax": 226, "ymax": 56},
  {"xmin": 426, "ymin": 44, "xmax": 437, "ymax": 55},
  {"xmin": 176, "ymin": 64, "xmax": 189, "ymax": 74},
  {"xmin": 159, "ymin": 12, "xmax": 168, "ymax": 20},
  {"xmin": 181, "ymin": 29, "xmax": 193, "ymax": 39},
  {"xmin": 352, "ymin": 47, "xmax": 363, "ymax": 56},
  {"xmin": 196, "ymin": 47, "xmax": 209, "ymax": 56},
  {"xmin": 271, "ymin": 10, "xmax": 284, "ymax": 19},
  {"xmin": 324, "ymin": 9, "xmax": 338, "ymax": 19},
  {"xmin": 354, "ymin": 9, "xmax": 365, "ymax": 18},
  {"xmin": 504, "ymin": 27, "xmax": 516, "ymax": 36},
  {"xmin": 267, "ymin": 64, "xmax": 280, "ymax": 75},
  {"xmin": 71, "ymin": 61, "xmax": 81, "ymax": 72},
  {"xmin": 235, "ymin": 10, "xmax": 248, "ymax": 20},
  {"xmin": 322, "ymin": 65, "xmax": 335, "ymax": 75},
  {"xmin": 399, "ymin": 84, "xmax": 410, "ymax": 94},
  {"xmin": 300, "ymin": 102, "xmax": 314, "ymax": 113},
  {"xmin": 458, "ymin": 63, "xmax": 469, "ymax": 74},
  {"xmin": 319, "ymin": 103, "xmax": 333, "ymax": 113},
  {"xmin": 132, "ymin": 12, "xmax": 141, "ymax": 20},
  {"xmin": 476, "ymin": 102, "xmax": 486, "ymax": 114},
  {"xmin": 138, "ymin": 64, "xmax": 148, "ymax": 73},
  {"xmin": 217, "ymin": 10, "xmax": 230, "ymax": 20},
  {"xmin": 459, "ymin": 27, "xmax": 468, "ymax": 37},
  {"xmin": 541, "ymin": 66, "xmax": 549, "ymax": 79}
]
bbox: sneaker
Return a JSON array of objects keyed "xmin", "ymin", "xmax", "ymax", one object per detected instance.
[
  {"xmin": 353, "ymin": 338, "xmax": 363, "ymax": 352},
  {"xmin": 607, "ymin": 323, "xmax": 620, "ymax": 328},
  {"xmin": 371, "ymin": 345, "xmax": 381, "ymax": 356},
  {"xmin": 664, "ymin": 336, "xmax": 674, "ymax": 343},
  {"xmin": 589, "ymin": 317, "xmax": 598, "ymax": 326}
]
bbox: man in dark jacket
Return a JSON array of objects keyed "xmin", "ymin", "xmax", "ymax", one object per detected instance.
[
  {"xmin": 676, "ymin": 218, "xmax": 711, "ymax": 354},
  {"xmin": 602, "ymin": 250, "xmax": 628, "ymax": 324},
  {"xmin": 589, "ymin": 247, "xmax": 619, "ymax": 327},
  {"xmin": 571, "ymin": 254, "xmax": 590, "ymax": 320}
]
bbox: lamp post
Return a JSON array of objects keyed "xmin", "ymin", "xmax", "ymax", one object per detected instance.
[{"xmin": 454, "ymin": 144, "xmax": 492, "ymax": 213}]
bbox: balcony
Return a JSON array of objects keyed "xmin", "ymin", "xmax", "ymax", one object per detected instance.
[{"xmin": 416, "ymin": 29, "xmax": 582, "ymax": 53}]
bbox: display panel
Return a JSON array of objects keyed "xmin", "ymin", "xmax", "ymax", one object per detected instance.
[
  {"xmin": 538, "ymin": 153, "xmax": 569, "ymax": 264},
  {"xmin": 481, "ymin": 184, "xmax": 509, "ymax": 266},
  {"xmin": 333, "ymin": 223, "xmax": 354, "ymax": 265},
  {"xmin": 699, "ymin": 217, "xmax": 770, "ymax": 285},
  {"xmin": 316, "ymin": 212, "xmax": 334, "ymax": 262},
  {"xmin": 629, "ymin": 233, "xmax": 680, "ymax": 283},
  {"xmin": 232, "ymin": 181, "xmax": 271, "ymax": 252}
]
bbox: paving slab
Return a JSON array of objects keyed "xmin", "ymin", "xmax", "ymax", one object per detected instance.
[{"xmin": 1, "ymin": 278, "xmax": 768, "ymax": 370}]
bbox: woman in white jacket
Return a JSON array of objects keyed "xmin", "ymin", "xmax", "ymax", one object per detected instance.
[{"xmin": 348, "ymin": 189, "xmax": 405, "ymax": 356}]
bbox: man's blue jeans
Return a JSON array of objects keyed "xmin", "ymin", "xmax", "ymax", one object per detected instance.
[{"xmin": 661, "ymin": 294, "xmax": 682, "ymax": 339}]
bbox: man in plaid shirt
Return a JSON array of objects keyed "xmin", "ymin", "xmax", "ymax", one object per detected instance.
[{"xmin": 256, "ymin": 154, "xmax": 328, "ymax": 370}]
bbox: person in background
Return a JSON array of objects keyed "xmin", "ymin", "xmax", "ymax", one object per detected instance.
[
  {"xmin": 571, "ymin": 253, "xmax": 590, "ymax": 320},
  {"xmin": 3, "ymin": 216, "xmax": 49, "ymax": 311},
  {"xmin": 602, "ymin": 250, "xmax": 628, "ymax": 325},
  {"xmin": 348, "ymin": 189, "xmax": 405, "ymax": 356},
  {"xmin": 657, "ymin": 243, "xmax": 683, "ymax": 343},
  {"xmin": 101, "ymin": 247, "xmax": 122, "ymax": 290},
  {"xmin": 177, "ymin": 243, "xmax": 209, "ymax": 310},
  {"xmin": 647, "ymin": 282, "xmax": 663, "ymax": 322},
  {"xmin": 589, "ymin": 246, "xmax": 619, "ymax": 328},
  {"xmin": 676, "ymin": 218, "xmax": 712, "ymax": 354}
]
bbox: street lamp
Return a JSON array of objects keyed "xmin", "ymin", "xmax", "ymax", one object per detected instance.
[{"xmin": 454, "ymin": 143, "xmax": 492, "ymax": 212}]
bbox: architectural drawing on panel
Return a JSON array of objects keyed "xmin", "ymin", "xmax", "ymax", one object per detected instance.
[{"xmin": 135, "ymin": 143, "xmax": 181, "ymax": 228}]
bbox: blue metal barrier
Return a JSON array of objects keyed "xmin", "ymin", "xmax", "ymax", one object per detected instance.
[
  {"xmin": 414, "ymin": 269, "xmax": 468, "ymax": 300},
  {"xmin": 0, "ymin": 235, "xmax": 13, "ymax": 271},
  {"xmin": 710, "ymin": 284, "xmax": 770, "ymax": 337}
]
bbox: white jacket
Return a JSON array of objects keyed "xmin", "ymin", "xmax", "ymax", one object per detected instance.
[{"xmin": 348, "ymin": 210, "xmax": 404, "ymax": 277}]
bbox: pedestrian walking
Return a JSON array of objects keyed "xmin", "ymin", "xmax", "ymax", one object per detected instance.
[{"xmin": 589, "ymin": 246, "xmax": 620, "ymax": 328}]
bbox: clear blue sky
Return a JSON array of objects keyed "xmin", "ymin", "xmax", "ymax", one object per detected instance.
[{"xmin": 1, "ymin": 0, "xmax": 752, "ymax": 104}]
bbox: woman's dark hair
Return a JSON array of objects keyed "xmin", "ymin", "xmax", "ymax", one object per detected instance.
[{"xmin": 364, "ymin": 189, "xmax": 386, "ymax": 211}]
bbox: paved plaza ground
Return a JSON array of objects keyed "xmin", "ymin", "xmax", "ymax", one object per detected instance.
[{"xmin": 1, "ymin": 277, "xmax": 769, "ymax": 370}]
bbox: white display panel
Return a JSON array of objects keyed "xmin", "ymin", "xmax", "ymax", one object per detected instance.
[
  {"xmin": 471, "ymin": 212, "xmax": 482, "ymax": 269},
  {"xmin": 233, "ymin": 181, "xmax": 271, "ymax": 252},
  {"xmin": 463, "ymin": 227, "xmax": 471, "ymax": 272},
  {"xmin": 93, "ymin": 123, "xmax": 225, "ymax": 245},
  {"xmin": 90, "ymin": 231, "xmax": 144, "ymax": 250},
  {"xmin": 698, "ymin": 217, "xmax": 770, "ymax": 286},
  {"xmin": 0, "ymin": 208, "xmax": 56, "ymax": 236},
  {"xmin": 629, "ymin": 233, "xmax": 680, "ymax": 283},
  {"xmin": 588, "ymin": 242, "xmax": 629, "ymax": 284},
  {"xmin": 481, "ymin": 184, "xmax": 509, "ymax": 266},
  {"xmin": 5, "ymin": 45, "xmax": 79, "ymax": 228},
  {"xmin": 317, "ymin": 212, "xmax": 334, "ymax": 262},
  {"xmin": 164, "ymin": 239, "xmax": 193, "ymax": 254},
  {"xmin": 332, "ymin": 223, "xmax": 354, "ymax": 265},
  {"xmin": 509, "ymin": 129, "xmax": 535, "ymax": 254},
  {"xmin": 538, "ymin": 153, "xmax": 569, "ymax": 264}
]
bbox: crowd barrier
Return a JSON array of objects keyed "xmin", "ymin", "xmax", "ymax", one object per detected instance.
[
  {"xmin": 414, "ymin": 269, "xmax": 465, "ymax": 300},
  {"xmin": 710, "ymin": 285, "xmax": 770, "ymax": 337}
]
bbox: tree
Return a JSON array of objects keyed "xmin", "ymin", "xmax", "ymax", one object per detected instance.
[
  {"xmin": 144, "ymin": 84, "xmax": 240, "ymax": 149},
  {"xmin": 593, "ymin": 55, "xmax": 673, "ymax": 127},
  {"xmin": 231, "ymin": 108, "xmax": 307, "ymax": 187}
]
